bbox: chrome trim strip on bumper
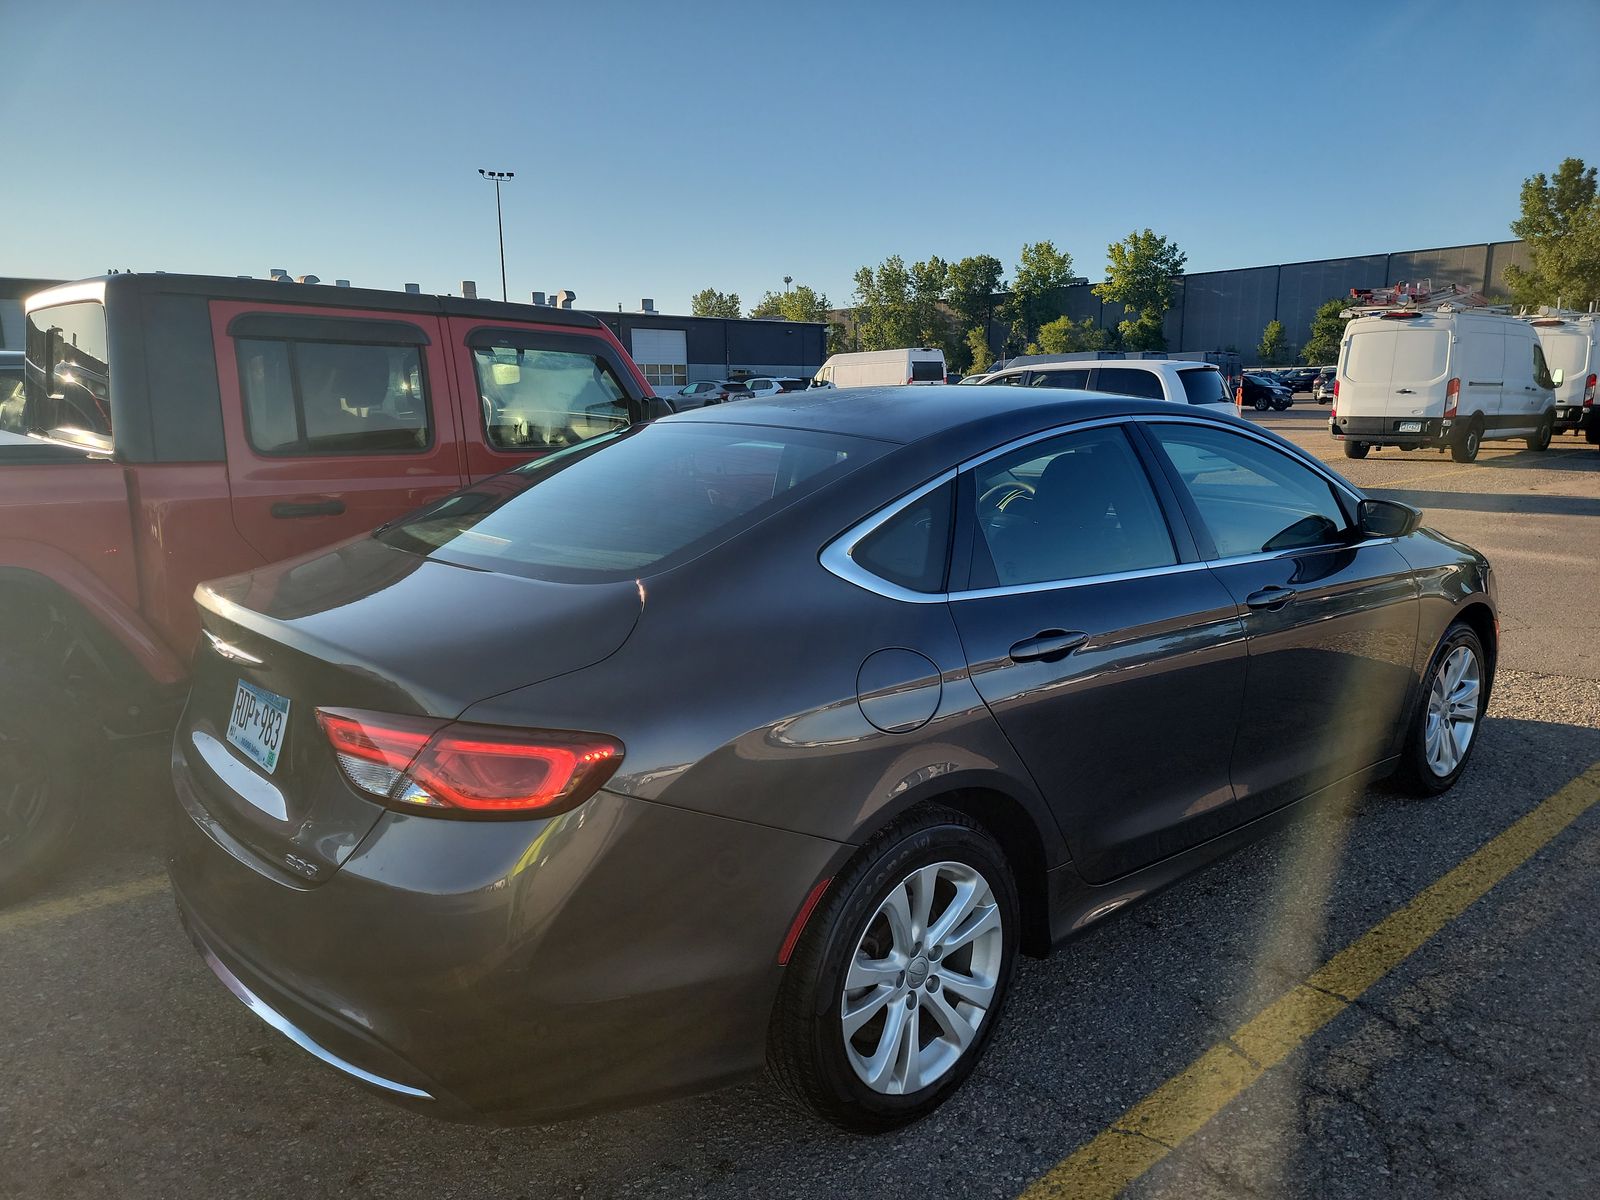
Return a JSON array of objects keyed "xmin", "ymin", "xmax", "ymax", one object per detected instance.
[
  {"xmin": 191, "ymin": 730, "xmax": 289, "ymax": 822},
  {"xmin": 201, "ymin": 948, "xmax": 434, "ymax": 1100}
]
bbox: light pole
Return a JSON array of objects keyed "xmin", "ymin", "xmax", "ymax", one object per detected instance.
[
  {"xmin": 478, "ymin": 168, "xmax": 515, "ymax": 301},
  {"xmin": 784, "ymin": 275, "xmax": 793, "ymax": 292}
]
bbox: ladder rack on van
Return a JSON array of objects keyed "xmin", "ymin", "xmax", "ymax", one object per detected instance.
[
  {"xmin": 1519, "ymin": 303, "xmax": 1600, "ymax": 323},
  {"xmin": 1341, "ymin": 281, "xmax": 1507, "ymax": 319}
]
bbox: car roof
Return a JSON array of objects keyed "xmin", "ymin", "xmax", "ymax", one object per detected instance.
[{"xmin": 664, "ymin": 385, "xmax": 1217, "ymax": 447}]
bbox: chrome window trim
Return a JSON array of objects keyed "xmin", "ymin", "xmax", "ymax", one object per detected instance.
[{"xmin": 820, "ymin": 413, "xmax": 1381, "ymax": 604}]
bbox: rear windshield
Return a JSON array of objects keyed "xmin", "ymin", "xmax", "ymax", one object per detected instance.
[
  {"xmin": 1540, "ymin": 331, "xmax": 1590, "ymax": 379},
  {"xmin": 377, "ymin": 422, "xmax": 886, "ymax": 582},
  {"xmin": 1178, "ymin": 368, "xmax": 1230, "ymax": 405},
  {"xmin": 777, "ymin": 379, "xmax": 810, "ymax": 393},
  {"xmin": 910, "ymin": 359, "xmax": 945, "ymax": 382},
  {"xmin": 1344, "ymin": 328, "xmax": 1450, "ymax": 383},
  {"xmin": 22, "ymin": 301, "xmax": 111, "ymax": 447}
]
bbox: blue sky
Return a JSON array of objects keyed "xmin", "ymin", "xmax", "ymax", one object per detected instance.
[{"xmin": 5, "ymin": 1, "xmax": 1598, "ymax": 314}]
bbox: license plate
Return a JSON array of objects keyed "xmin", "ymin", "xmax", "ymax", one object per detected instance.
[
  {"xmin": 226, "ymin": 680, "xmax": 291, "ymax": 775},
  {"xmin": 1398, "ymin": 421, "xmax": 1423, "ymax": 432}
]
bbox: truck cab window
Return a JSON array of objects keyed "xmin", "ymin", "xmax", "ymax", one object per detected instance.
[
  {"xmin": 237, "ymin": 338, "xmax": 430, "ymax": 456},
  {"xmin": 472, "ymin": 347, "xmax": 632, "ymax": 452}
]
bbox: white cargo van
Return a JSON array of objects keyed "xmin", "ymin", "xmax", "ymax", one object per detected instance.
[
  {"xmin": 812, "ymin": 347, "xmax": 947, "ymax": 388},
  {"xmin": 1526, "ymin": 313, "xmax": 1598, "ymax": 444},
  {"xmin": 1330, "ymin": 309, "xmax": 1558, "ymax": 461}
]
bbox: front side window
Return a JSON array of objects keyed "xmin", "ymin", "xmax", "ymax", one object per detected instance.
[
  {"xmin": 969, "ymin": 426, "xmax": 1176, "ymax": 587},
  {"xmin": 1532, "ymin": 341, "xmax": 1556, "ymax": 391},
  {"xmin": 473, "ymin": 346, "xmax": 633, "ymax": 451},
  {"xmin": 0, "ymin": 369, "xmax": 24, "ymax": 434},
  {"xmin": 23, "ymin": 301, "xmax": 111, "ymax": 445},
  {"xmin": 1093, "ymin": 367, "xmax": 1165, "ymax": 400},
  {"xmin": 237, "ymin": 338, "xmax": 429, "ymax": 456},
  {"xmin": 1148, "ymin": 423, "xmax": 1351, "ymax": 558}
]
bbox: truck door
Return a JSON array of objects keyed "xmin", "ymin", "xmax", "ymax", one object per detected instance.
[{"xmin": 211, "ymin": 303, "xmax": 466, "ymax": 564}]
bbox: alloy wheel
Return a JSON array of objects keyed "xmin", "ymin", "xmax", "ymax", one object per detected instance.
[
  {"xmin": 840, "ymin": 861, "xmax": 1003, "ymax": 1095},
  {"xmin": 1424, "ymin": 644, "xmax": 1480, "ymax": 777}
]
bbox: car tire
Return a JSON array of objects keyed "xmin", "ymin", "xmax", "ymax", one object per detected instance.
[
  {"xmin": 0, "ymin": 668, "xmax": 86, "ymax": 903},
  {"xmin": 1392, "ymin": 621, "xmax": 1489, "ymax": 797},
  {"xmin": 1450, "ymin": 418, "xmax": 1483, "ymax": 463},
  {"xmin": 1253, "ymin": 396, "xmax": 1270, "ymax": 411},
  {"xmin": 767, "ymin": 805, "xmax": 1019, "ymax": 1133},
  {"xmin": 1343, "ymin": 440, "xmax": 1370, "ymax": 459},
  {"xmin": 1526, "ymin": 416, "xmax": 1553, "ymax": 452}
]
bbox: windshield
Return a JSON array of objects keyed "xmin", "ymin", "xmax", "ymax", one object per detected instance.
[
  {"xmin": 23, "ymin": 301, "xmax": 112, "ymax": 448},
  {"xmin": 378, "ymin": 422, "xmax": 886, "ymax": 582}
]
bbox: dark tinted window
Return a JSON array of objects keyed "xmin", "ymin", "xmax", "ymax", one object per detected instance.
[
  {"xmin": 23, "ymin": 301, "xmax": 111, "ymax": 445},
  {"xmin": 237, "ymin": 337, "xmax": 429, "ymax": 456},
  {"xmin": 853, "ymin": 480, "xmax": 955, "ymax": 593},
  {"xmin": 1148, "ymin": 423, "xmax": 1351, "ymax": 557},
  {"xmin": 379, "ymin": 423, "xmax": 883, "ymax": 583},
  {"xmin": 969, "ymin": 426, "xmax": 1176, "ymax": 586},
  {"xmin": 472, "ymin": 346, "xmax": 631, "ymax": 451},
  {"xmin": 1029, "ymin": 369, "xmax": 1091, "ymax": 388},
  {"xmin": 988, "ymin": 372, "xmax": 1026, "ymax": 386},
  {"xmin": 1532, "ymin": 341, "xmax": 1555, "ymax": 391},
  {"xmin": 1177, "ymin": 368, "xmax": 1230, "ymax": 405},
  {"xmin": 1093, "ymin": 367, "xmax": 1165, "ymax": 400},
  {"xmin": 911, "ymin": 359, "xmax": 945, "ymax": 382},
  {"xmin": 777, "ymin": 378, "xmax": 810, "ymax": 393}
]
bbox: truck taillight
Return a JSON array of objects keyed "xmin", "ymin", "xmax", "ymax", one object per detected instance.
[
  {"xmin": 1444, "ymin": 377, "xmax": 1460, "ymax": 419},
  {"xmin": 1585, "ymin": 374, "xmax": 1597, "ymax": 407},
  {"xmin": 316, "ymin": 709, "xmax": 622, "ymax": 819}
]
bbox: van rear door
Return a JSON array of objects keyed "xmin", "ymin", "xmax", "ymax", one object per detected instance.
[{"xmin": 1339, "ymin": 320, "xmax": 1453, "ymax": 420}]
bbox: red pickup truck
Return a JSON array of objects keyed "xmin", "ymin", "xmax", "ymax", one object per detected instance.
[{"xmin": 0, "ymin": 273, "xmax": 666, "ymax": 896}]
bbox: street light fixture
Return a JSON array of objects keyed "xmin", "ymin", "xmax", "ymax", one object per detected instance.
[
  {"xmin": 784, "ymin": 275, "xmax": 793, "ymax": 292},
  {"xmin": 478, "ymin": 168, "xmax": 515, "ymax": 302}
]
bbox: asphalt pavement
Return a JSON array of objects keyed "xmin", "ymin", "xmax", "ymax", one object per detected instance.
[{"xmin": 2, "ymin": 401, "xmax": 1597, "ymax": 1200}]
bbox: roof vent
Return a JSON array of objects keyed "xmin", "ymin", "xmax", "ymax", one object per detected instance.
[
  {"xmin": 335, "ymin": 279, "xmax": 350, "ymax": 288},
  {"xmin": 555, "ymin": 289, "xmax": 576, "ymax": 310},
  {"xmin": 297, "ymin": 275, "xmax": 320, "ymax": 286},
  {"xmin": 404, "ymin": 283, "xmax": 421, "ymax": 294},
  {"xmin": 640, "ymin": 298, "xmax": 656, "ymax": 313},
  {"xmin": 531, "ymin": 291, "xmax": 546, "ymax": 306},
  {"xmin": 461, "ymin": 280, "xmax": 478, "ymax": 300},
  {"xmin": 269, "ymin": 268, "xmax": 291, "ymax": 282}
]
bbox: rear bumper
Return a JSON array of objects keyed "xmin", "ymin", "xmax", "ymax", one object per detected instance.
[
  {"xmin": 1555, "ymin": 405, "xmax": 1597, "ymax": 433},
  {"xmin": 168, "ymin": 742, "xmax": 844, "ymax": 1124},
  {"xmin": 1330, "ymin": 415, "xmax": 1446, "ymax": 444}
]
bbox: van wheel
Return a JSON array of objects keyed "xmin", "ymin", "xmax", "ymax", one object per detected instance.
[
  {"xmin": 1450, "ymin": 419, "xmax": 1483, "ymax": 463},
  {"xmin": 1525, "ymin": 416, "xmax": 1553, "ymax": 452},
  {"xmin": 1343, "ymin": 441, "xmax": 1370, "ymax": 459},
  {"xmin": 0, "ymin": 670, "xmax": 86, "ymax": 902}
]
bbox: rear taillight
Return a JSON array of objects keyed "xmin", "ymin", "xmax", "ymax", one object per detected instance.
[
  {"xmin": 1330, "ymin": 379, "xmax": 1338, "ymax": 420},
  {"xmin": 316, "ymin": 709, "xmax": 622, "ymax": 818},
  {"xmin": 1584, "ymin": 373, "xmax": 1596, "ymax": 407},
  {"xmin": 1444, "ymin": 377, "xmax": 1460, "ymax": 420}
]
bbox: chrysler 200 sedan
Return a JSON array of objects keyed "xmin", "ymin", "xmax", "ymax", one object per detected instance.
[{"xmin": 169, "ymin": 386, "xmax": 1495, "ymax": 1132}]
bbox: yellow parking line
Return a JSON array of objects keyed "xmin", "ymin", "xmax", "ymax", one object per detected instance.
[
  {"xmin": 1359, "ymin": 464, "xmax": 1482, "ymax": 490},
  {"xmin": 1019, "ymin": 761, "xmax": 1600, "ymax": 1200},
  {"xmin": 0, "ymin": 873, "xmax": 169, "ymax": 936}
]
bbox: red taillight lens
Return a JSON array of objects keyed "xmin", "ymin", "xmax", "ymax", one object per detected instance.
[
  {"xmin": 1584, "ymin": 373, "xmax": 1596, "ymax": 407},
  {"xmin": 316, "ymin": 708, "xmax": 622, "ymax": 818},
  {"xmin": 1444, "ymin": 377, "xmax": 1460, "ymax": 419}
]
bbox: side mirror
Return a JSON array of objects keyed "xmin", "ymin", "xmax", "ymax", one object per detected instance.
[
  {"xmin": 640, "ymin": 396, "xmax": 676, "ymax": 420},
  {"xmin": 1552, "ymin": 367, "xmax": 1564, "ymax": 387},
  {"xmin": 1357, "ymin": 497, "xmax": 1421, "ymax": 538}
]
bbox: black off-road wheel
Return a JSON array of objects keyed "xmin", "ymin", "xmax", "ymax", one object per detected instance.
[
  {"xmin": 767, "ymin": 806, "xmax": 1019, "ymax": 1133},
  {"xmin": 1525, "ymin": 416, "xmax": 1553, "ymax": 452},
  {"xmin": 1343, "ymin": 440, "xmax": 1370, "ymax": 459},
  {"xmin": 1450, "ymin": 418, "xmax": 1483, "ymax": 463},
  {"xmin": 0, "ymin": 670, "xmax": 87, "ymax": 903}
]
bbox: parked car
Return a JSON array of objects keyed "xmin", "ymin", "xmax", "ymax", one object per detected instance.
[
  {"xmin": 1280, "ymin": 366, "xmax": 1323, "ymax": 394},
  {"xmin": 1241, "ymin": 373, "xmax": 1292, "ymax": 411},
  {"xmin": 1524, "ymin": 313, "xmax": 1598, "ymax": 445},
  {"xmin": 977, "ymin": 359, "xmax": 1236, "ymax": 414},
  {"xmin": 813, "ymin": 347, "xmax": 947, "ymax": 388},
  {"xmin": 168, "ymin": 386, "xmax": 1496, "ymax": 1133},
  {"xmin": 676, "ymin": 380, "xmax": 735, "ymax": 408},
  {"xmin": 0, "ymin": 272, "xmax": 667, "ymax": 898},
  {"xmin": 1313, "ymin": 366, "xmax": 1337, "ymax": 403},
  {"xmin": 742, "ymin": 376, "xmax": 811, "ymax": 400},
  {"xmin": 1331, "ymin": 310, "xmax": 1557, "ymax": 461}
]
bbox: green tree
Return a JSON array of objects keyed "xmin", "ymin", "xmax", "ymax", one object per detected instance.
[
  {"xmin": 947, "ymin": 253, "xmax": 1005, "ymax": 333},
  {"xmin": 1257, "ymin": 319, "xmax": 1289, "ymax": 365},
  {"xmin": 748, "ymin": 283, "xmax": 831, "ymax": 324},
  {"xmin": 909, "ymin": 255, "xmax": 959, "ymax": 359},
  {"xmin": 1302, "ymin": 297, "xmax": 1351, "ymax": 365},
  {"xmin": 1094, "ymin": 229, "xmax": 1186, "ymax": 350},
  {"xmin": 1006, "ymin": 241, "xmax": 1075, "ymax": 346},
  {"xmin": 1504, "ymin": 157, "xmax": 1600, "ymax": 309},
  {"xmin": 690, "ymin": 288, "xmax": 742, "ymax": 318},
  {"xmin": 964, "ymin": 325, "xmax": 994, "ymax": 373},
  {"xmin": 1027, "ymin": 315, "xmax": 1109, "ymax": 356},
  {"xmin": 851, "ymin": 256, "xmax": 919, "ymax": 350}
]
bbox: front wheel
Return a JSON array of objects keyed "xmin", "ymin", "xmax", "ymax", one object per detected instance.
[
  {"xmin": 1253, "ymin": 396, "xmax": 1270, "ymax": 411},
  {"xmin": 1392, "ymin": 621, "xmax": 1488, "ymax": 796},
  {"xmin": 0, "ymin": 671, "xmax": 87, "ymax": 902},
  {"xmin": 767, "ymin": 807, "xmax": 1018, "ymax": 1132},
  {"xmin": 1343, "ymin": 440, "xmax": 1370, "ymax": 459},
  {"xmin": 1526, "ymin": 416, "xmax": 1553, "ymax": 451}
]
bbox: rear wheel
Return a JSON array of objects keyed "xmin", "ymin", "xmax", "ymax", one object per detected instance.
[
  {"xmin": 0, "ymin": 671, "xmax": 86, "ymax": 902},
  {"xmin": 768, "ymin": 806, "xmax": 1018, "ymax": 1132},
  {"xmin": 1343, "ymin": 440, "xmax": 1370, "ymax": 459},
  {"xmin": 1450, "ymin": 418, "xmax": 1483, "ymax": 463},
  {"xmin": 1392, "ymin": 621, "xmax": 1487, "ymax": 796},
  {"xmin": 1525, "ymin": 416, "xmax": 1553, "ymax": 451}
]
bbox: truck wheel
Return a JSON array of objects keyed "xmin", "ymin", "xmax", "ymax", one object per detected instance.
[
  {"xmin": 1450, "ymin": 419, "xmax": 1483, "ymax": 463},
  {"xmin": 0, "ymin": 671, "xmax": 86, "ymax": 902},
  {"xmin": 1343, "ymin": 441, "xmax": 1370, "ymax": 459},
  {"xmin": 1526, "ymin": 416, "xmax": 1553, "ymax": 452}
]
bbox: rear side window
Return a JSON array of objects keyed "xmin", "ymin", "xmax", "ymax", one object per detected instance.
[
  {"xmin": 1029, "ymin": 369, "xmax": 1090, "ymax": 388},
  {"xmin": 237, "ymin": 338, "xmax": 429, "ymax": 456},
  {"xmin": 1177, "ymin": 368, "xmax": 1230, "ymax": 405},
  {"xmin": 853, "ymin": 481, "xmax": 955, "ymax": 593},
  {"xmin": 778, "ymin": 379, "xmax": 810, "ymax": 393},
  {"xmin": 473, "ymin": 346, "xmax": 632, "ymax": 452},
  {"xmin": 379, "ymin": 423, "xmax": 883, "ymax": 583},
  {"xmin": 911, "ymin": 359, "xmax": 945, "ymax": 382},
  {"xmin": 1093, "ymin": 367, "xmax": 1165, "ymax": 400},
  {"xmin": 0, "ymin": 368, "xmax": 23, "ymax": 434},
  {"xmin": 23, "ymin": 301, "xmax": 112, "ymax": 445}
]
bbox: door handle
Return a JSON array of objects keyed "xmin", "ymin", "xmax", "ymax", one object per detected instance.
[
  {"xmin": 1394, "ymin": 388, "xmax": 1414, "ymax": 394},
  {"xmin": 270, "ymin": 499, "xmax": 346, "ymax": 519},
  {"xmin": 1244, "ymin": 586, "xmax": 1297, "ymax": 611},
  {"xmin": 1008, "ymin": 629, "xmax": 1089, "ymax": 663}
]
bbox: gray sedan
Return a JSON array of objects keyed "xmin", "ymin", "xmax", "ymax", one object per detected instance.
[{"xmin": 169, "ymin": 387, "xmax": 1496, "ymax": 1132}]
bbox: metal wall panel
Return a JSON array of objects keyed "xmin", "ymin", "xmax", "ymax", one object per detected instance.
[
  {"xmin": 1276, "ymin": 255, "xmax": 1389, "ymax": 351},
  {"xmin": 1177, "ymin": 266, "xmax": 1279, "ymax": 352},
  {"xmin": 1385, "ymin": 244, "xmax": 1489, "ymax": 290}
]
